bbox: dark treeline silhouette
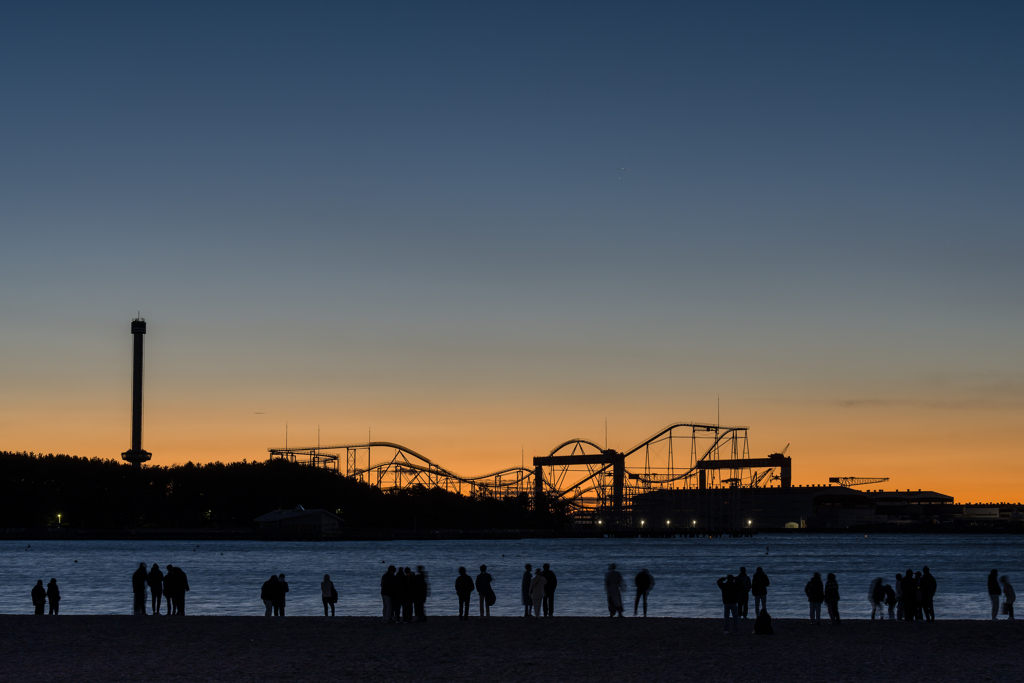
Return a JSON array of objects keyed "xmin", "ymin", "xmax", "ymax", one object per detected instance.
[{"xmin": 0, "ymin": 451, "xmax": 569, "ymax": 531}]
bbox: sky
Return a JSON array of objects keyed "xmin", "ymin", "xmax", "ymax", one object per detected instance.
[{"xmin": 1, "ymin": 1, "xmax": 1022, "ymax": 502}]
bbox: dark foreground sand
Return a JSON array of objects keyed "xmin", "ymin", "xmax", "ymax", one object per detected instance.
[{"xmin": 1, "ymin": 615, "xmax": 1020, "ymax": 683}]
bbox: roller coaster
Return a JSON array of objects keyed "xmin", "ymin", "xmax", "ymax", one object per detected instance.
[{"xmin": 268, "ymin": 422, "xmax": 792, "ymax": 521}]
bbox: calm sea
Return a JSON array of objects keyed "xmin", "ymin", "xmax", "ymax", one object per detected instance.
[{"xmin": 1, "ymin": 535, "xmax": 1020, "ymax": 619}]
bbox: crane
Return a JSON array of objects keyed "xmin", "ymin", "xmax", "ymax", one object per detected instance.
[{"xmin": 828, "ymin": 477, "xmax": 889, "ymax": 488}]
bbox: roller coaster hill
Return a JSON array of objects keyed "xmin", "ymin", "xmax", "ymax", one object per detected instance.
[{"xmin": 269, "ymin": 421, "xmax": 957, "ymax": 534}]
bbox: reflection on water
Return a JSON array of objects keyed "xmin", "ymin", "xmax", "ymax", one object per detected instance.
[{"xmin": 1, "ymin": 535, "xmax": 1020, "ymax": 619}]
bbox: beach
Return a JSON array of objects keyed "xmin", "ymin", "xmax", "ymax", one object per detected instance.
[{"xmin": 1, "ymin": 615, "xmax": 1020, "ymax": 682}]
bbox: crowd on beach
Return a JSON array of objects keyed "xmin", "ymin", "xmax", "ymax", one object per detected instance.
[{"xmin": 27, "ymin": 560, "xmax": 1018, "ymax": 624}]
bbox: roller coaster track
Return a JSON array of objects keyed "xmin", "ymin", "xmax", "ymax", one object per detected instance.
[
  {"xmin": 268, "ymin": 421, "xmax": 783, "ymax": 512},
  {"xmin": 268, "ymin": 441, "xmax": 533, "ymax": 497}
]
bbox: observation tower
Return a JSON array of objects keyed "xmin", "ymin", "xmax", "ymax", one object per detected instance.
[{"xmin": 121, "ymin": 316, "xmax": 152, "ymax": 468}]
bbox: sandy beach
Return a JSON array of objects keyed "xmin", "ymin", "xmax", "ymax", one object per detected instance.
[{"xmin": 1, "ymin": 615, "xmax": 1020, "ymax": 683}]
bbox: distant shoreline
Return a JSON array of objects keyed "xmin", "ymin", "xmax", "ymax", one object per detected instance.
[{"xmin": 2, "ymin": 526, "xmax": 1022, "ymax": 541}]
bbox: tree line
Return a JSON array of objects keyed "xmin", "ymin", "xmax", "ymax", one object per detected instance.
[{"xmin": 0, "ymin": 451, "xmax": 568, "ymax": 531}]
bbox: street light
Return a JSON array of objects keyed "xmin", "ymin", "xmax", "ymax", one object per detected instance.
[{"xmin": 57, "ymin": 514, "xmax": 61, "ymax": 525}]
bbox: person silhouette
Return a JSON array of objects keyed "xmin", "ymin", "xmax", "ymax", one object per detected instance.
[
  {"xmin": 521, "ymin": 564, "xmax": 533, "ymax": 617},
  {"xmin": 901, "ymin": 569, "xmax": 917, "ymax": 621},
  {"xmin": 275, "ymin": 574, "xmax": 289, "ymax": 616},
  {"xmin": 869, "ymin": 577, "xmax": 885, "ymax": 620},
  {"xmin": 173, "ymin": 566, "xmax": 190, "ymax": 615},
  {"xmin": 805, "ymin": 572, "xmax": 824, "ymax": 625},
  {"xmin": 321, "ymin": 574, "xmax": 336, "ymax": 616},
  {"xmin": 261, "ymin": 575, "xmax": 278, "ymax": 617},
  {"xmin": 737, "ymin": 567, "xmax": 752, "ymax": 619},
  {"xmin": 541, "ymin": 563, "xmax": 557, "ymax": 617},
  {"xmin": 605, "ymin": 563, "xmax": 624, "ymax": 617},
  {"xmin": 633, "ymin": 568, "xmax": 653, "ymax": 616},
  {"xmin": 380, "ymin": 565, "xmax": 396, "ymax": 623},
  {"xmin": 529, "ymin": 567, "xmax": 546, "ymax": 619},
  {"xmin": 920, "ymin": 567, "xmax": 937, "ymax": 621},
  {"xmin": 824, "ymin": 573, "xmax": 841, "ymax": 624},
  {"xmin": 884, "ymin": 583, "xmax": 897, "ymax": 620},
  {"xmin": 392, "ymin": 566, "xmax": 407, "ymax": 622},
  {"xmin": 717, "ymin": 573, "xmax": 739, "ymax": 633},
  {"xmin": 132, "ymin": 562, "xmax": 148, "ymax": 615},
  {"xmin": 455, "ymin": 567, "xmax": 474, "ymax": 620},
  {"xmin": 31, "ymin": 580, "xmax": 46, "ymax": 615},
  {"xmin": 413, "ymin": 566, "xmax": 429, "ymax": 622},
  {"xmin": 147, "ymin": 564, "xmax": 164, "ymax": 615},
  {"xmin": 46, "ymin": 578, "xmax": 60, "ymax": 615},
  {"xmin": 402, "ymin": 567, "xmax": 415, "ymax": 622},
  {"xmin": 751, "ymin": 567, "xmax": 770, "ymax": 617},
  {"xmin": 999, "ymin": 575, "xmax": 1015, "ymax": 620},
  {"xmin": 164, "ymin": 565, "xmax": 175, "ymax": 615},
  {"xmin": 988, "ymin": 569, "xmax": 1002, "ymax": 620},
  {"xmin": 475, "ymin": 565, "xmax": 494, "ymax": 617}
]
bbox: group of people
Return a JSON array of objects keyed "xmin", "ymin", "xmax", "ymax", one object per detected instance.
[
  {"xmin": 864, "ymin": 567, "xmax": 937, "ymax": 622},
  {"xmin": 379, "ymin": 565, "xmax": 431, "ymax": 622},
  {"xmin": 520, "ymin": 563, "xmax": 557, "ymax": 617},
  {"xmin": 30, "ymin": 562, "xmax": 1019, "ymax": 622},
  {"xmin": 131, "ymin": 563, "xmax": 190, "ymax": 615},
  {"xmin": 988, "ymin": 569, "xmax": 1016, "ymax": 620},
  {"xmin": 260, "ymin": 574, "xmax": 290, "ymax": 616},
  {"xmin": 30, "ymin": 579, "xmax": 60, "ymax": 615},
  {"xmin": 603, "ymin": 564, "xmax": 657, "ymax": 617},
  {"xmin": 717, "ymin": 567, "xmax": 770, "ymax": 633}
]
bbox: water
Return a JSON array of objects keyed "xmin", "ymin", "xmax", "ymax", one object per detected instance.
[{"xmin": 2, "ymin": 535, "xmax": 1020, "ymax": 619}]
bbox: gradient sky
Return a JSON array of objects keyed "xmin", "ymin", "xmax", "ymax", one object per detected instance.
[{"xmin": 2, "ymin": 1, "xmax": 1022, "ymax": 502}]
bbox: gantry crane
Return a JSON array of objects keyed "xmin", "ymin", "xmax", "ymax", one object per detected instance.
[{"xmin": 828, "ymin": 476, "xmax": 889, "ymax": 488}]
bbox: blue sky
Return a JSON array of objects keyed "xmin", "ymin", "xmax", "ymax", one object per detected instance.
[{"xmin": 2, "ymin": 1, "xmax": 1022, "ymax": 498}]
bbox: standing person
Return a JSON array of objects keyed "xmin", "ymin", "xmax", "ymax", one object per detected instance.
[
  {"xmin": 46, "ymin": 578, "xmax": 60, "ymax": 615},
  {"xmin": 261, "ymin": 575, "xmax": 278, "ymax": 617},
  {"xmin": 164, "ymin": 565, "xmax": 175, "ymax": 615},
  {"xmin": 275, "ymin": 574, "xmax": 289, "ymax": 617},
  {"xmin": 894, "ymin": 573, "xmax": 904, "ymax": 620},
  {"xmin": 31, "ymin": 580, "xmax": 46, "ymax": 615},
  {"xmin": 999, "ymin": 576, "xmax": 1015, "ymax": 620},
  {"xmin": 529, "ymin": 568, "xmax": 546, "ymax": 619},
  {"xmin": 870, "ymin": 578, "xmax": 885, "ymax": 620},
  {"xmin": 413, "ymin": 566, "xmax": 429, "ymax": 623},
  {"xmin": 380, "ymin": 565, "xmax": 396, "ymax": 623},
  {"xmin": 717, "ymin": 574, "xmax": 739, "ymax": 633},
  {"xmin": 737, "ymin": 567, "xmax": 752, "ymax": 619},
  {"xmin": 174, "ymin": 566, "xmax": 190, "ymax": 615},
  {"xmin": 521, "ymin": 564, "xmax": 533, "ymax": 617},
  {"xmin": 147, "ymin": 564, "xmax": 164, "ymax": 615},
  {"xmin": 824, "ymin": 573, "xmax": 841, "ymax": 625},
  {"xmin": 455, "ymin": 567, "xmax": 474, "ymax": 621},
  {"xmin": 321, "ymin": 574, "xmax": 336, "ymax": 617},
  {"xmin": 633, "ymin": 568, "xmax": 653, "ymax": 617},
  {"xmin": 541, "ymin": 564, "xmax": 557, "ymax": 617},
  {"xmin": 921, "ymin": 573, "xmax": 929, "ymax": 618},
  {"xmin": 402, "ymin": 567, "xmax": 415, "ymax": 622},
  {"xmin": 988, "ymin": 569, "xmax": 1002, "ymax": 620},
  {"xmin": 920, "ymin": 567, "xmax": 937, "ymax": 622},
  {"xmin": 392, "ymin": 566, "xmax": 408, "ymax": 622},
  {"xmin": 884, "ymin": 583, "xmax": 897, "ymax": 620},
  {"xmin": 805, "ymin": 572, "xmax": 824, "ymax": 625},
  {"xmin": 751, "ymin": 567, "xmax": 770, "ymax": 617},
  {"xmin": 901, "ymin": 569, "xmax": 917, "ymax": 621},
  {"xmin": 475, "ymin": 565, "xmax": 494, "ymax": 617},
  {"xmin": 605, "ymin": 563, "xmax": 624, "ymax": 618},
  {"xmin": 132, "ymin": 562, "xmax": 148, "ymax": 615}
]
